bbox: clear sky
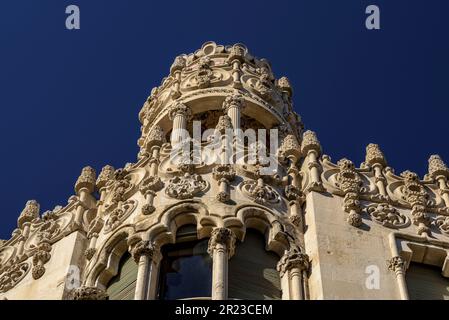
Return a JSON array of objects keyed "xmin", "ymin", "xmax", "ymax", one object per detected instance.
[{"xmin": 0, "ymin": 0, "xmax": 448, "ymax": 239}]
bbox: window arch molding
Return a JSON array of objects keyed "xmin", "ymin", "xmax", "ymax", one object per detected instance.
[{"xmin": 85, "ymin": 227, "xmax": 135, "ymax": 289}]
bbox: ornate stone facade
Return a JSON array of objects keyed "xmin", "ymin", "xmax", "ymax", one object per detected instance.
[{"xmin": 1, "ymin": 41, "xmax": 448, "ymax": 300}]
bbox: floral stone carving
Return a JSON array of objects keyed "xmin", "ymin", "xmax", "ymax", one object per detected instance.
[{"xmin": 165, "ymin": 173, "xmax": 208, "ymax": 199}]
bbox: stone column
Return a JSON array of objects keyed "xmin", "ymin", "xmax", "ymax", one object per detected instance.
[
  {"xmin": 96, "ymin": 165, "xmax": 115, "ymax": 216},
  {"xmin": 131, "ymin": 240, "xmax": 157, "ymax": 300},
  {"xmin": 222, "ymin": 94, "xmax": 245, "ymax": 134},
  {"xmin": 285, "ymin": 185, "xmax": 305, "ymax": 229},
  {"xmin": 428, "ymin": 155, "xmax": 449, "ymax": 207},
  {"xmin": 170, "ymin": 56, "xmax": 186, "ymax": 99},
  {"xmin": 301, "ymin": 131, "xmax": 323, "ymax": 192},
  {"xmin": 139, "ymin": 177, "xmax": 163, "ymax": 215},
  {"xmin": 74, "ymin": 166, "xmax": 96, "ymax": 229},
  {"xmin": 207, "ymin": 227, "xmax": 236, "ymax": 300},
  {"xmin": 169, "ymin": 102, "xmax": 191, "ymax": 147},
  {"xmin": 388, "ymin": 256, "xmax": 409, "ymax": 300},
  {"xmin": 212, "ymin": 165, "xmax": 235, "ymax": 203},
  {"xmin": 277, "ymin": 247, "xmax": 309, "ymax": 300},
  {"xmin": 227, "ymin": 44, "xmax": 245, "ymax": 88},
  {"xmin": 365, "ymin": 144, "xmax": 388, "ymax": 199},
  {"xmin": 17, "ymin": 200, "xmax": 40, "ymax": 256}
]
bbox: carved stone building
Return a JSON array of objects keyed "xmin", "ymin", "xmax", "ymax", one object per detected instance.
[{"xmin": 1, "ymin": 41, "xmax": 448, "ymax": 300}]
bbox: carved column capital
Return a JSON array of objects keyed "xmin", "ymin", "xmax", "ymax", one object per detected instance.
[
  {"xmin": 131, "ymin": 240, "xmax": 156, "ymax": 263},
  {"xmin": 169, "ymin": 102, "xmax": 192, "ymax": 121},
  {"xmin": 71, "ymin": 286, "xmax": 109, "ymax": 300},
  {"xmin": 388, "ymin": 256, "xmax": 406, "ymax": 274},
  {"xmin": 277, "ymin": 247, "xmax": 310, "ymax": 277},
  {"xmin": 207, "ymin": 227, "xmax": 236, "ymax": 258},
  {"xmin": 222, "ymin": 93, "xmax": 245, "ymax": 113}
]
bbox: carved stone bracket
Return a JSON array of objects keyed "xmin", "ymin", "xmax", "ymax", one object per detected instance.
[{"xmin": 70, "ymin": 286, "xmax": 109, "ymax": 300}]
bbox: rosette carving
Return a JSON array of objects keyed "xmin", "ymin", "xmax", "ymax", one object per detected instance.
[
  {"xmin": 165, "ymin": 173, "xmax": 208, "ymax": 199},
  {"xmin": 239, "ymin": 179, "xmax": 281, "ymax": 205},
  {"xmin": 367, "ymin": 203, "xmax": 410, "ymax": 228}
]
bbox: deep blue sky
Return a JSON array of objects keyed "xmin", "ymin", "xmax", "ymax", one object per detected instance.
[{"xmin": 0, "ymin": 0, "xmax": 448, "ymax": 239}]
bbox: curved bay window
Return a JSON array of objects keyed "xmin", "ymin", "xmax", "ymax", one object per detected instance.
[
  {"xmin": 228, "ymin": 230, "xmax": 281, "ymax": 300},
  {"xmin": 158, "ymin": 225, "xmax": 212, "ymax": 300},
  {"xmin": 106, "ymin": 252, "xmax": 138, "ymax": 300}
]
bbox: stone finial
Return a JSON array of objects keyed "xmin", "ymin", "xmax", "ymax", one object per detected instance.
[
  {"xmin": 227, "ymin": 44, "xmax": 246, "ymax": 62},
  {"xmin": 75, "ymin": 166, "xmax": 96, "ymax": 194},
  {"xmin": 365, "ymin": 143, "xmax": 387, "ymax": 167},
  {"xmin": 170, "ymin": 55, "xmax": 186, "ymax": 74},
  {"xmin": 300, "ymin": 130, "xmax": 321, "ymax": 156},
  {"xmin": 131, "ymin": 240, "xmax": 156, "ymax": 263},
  {"xmin": 215, "ymin": 115, "xmax": 233, "ymax": 134},
  {"xmin": 278, "ymin": 134, "xmax": 301, "ymax": 160},
  {"xmin": 428, "ymin": 155, "xmax": 449, "ymax": 180},
  {"xmin": 96, "ymin": 165, "xmax": 115, "ymax": 190},
  {"xmin": 207, "ymin": 227, "xmax": 236, "ymax": 258},
  {"xmin": 277, "ymin": 247, "xmax": 310, "ymax": 277},
  {"xmin": 222, "ymin": 93, "xmax": 245, "ymax": 113},
  {"xmin": 18, "ymin": 200, "xmax": 40, "ymax": 229},
  {"xmin": 70, "ymin": 286, "xmax": 109, "ymax": 300},
  {"xmin": 277, "ymin": 76, "xmax": 293, "ymax": 97},
  {"xmin": 168, "ymin": 102, "xmax": 192, "ymax": 121}
]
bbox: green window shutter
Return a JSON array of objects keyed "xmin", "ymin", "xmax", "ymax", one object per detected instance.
[
  {"xmin": 406, "ymin": 263, "xmax": 449, "ymax": 300},
  {"xmin": 228, "ymin": 231, "xmax": 281, "ymax": 300},
  {"xmin": 106, "ymin": 253, "xmax": 138, "ymax": 300}
]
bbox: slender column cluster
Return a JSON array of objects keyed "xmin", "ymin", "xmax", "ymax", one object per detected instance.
[
  {"xmin": 130, "ymin": 240, "xmax": 160, "ymax": 300},
  {"xmin": 17, "ymin": 200, "xmax": 40, "ymax": 256},
  {"xmin": 387, "ymin": 256, "xmax": 409, "ymax": 300},
  {"xmin": 207, "ymin": 227, "xmax": 236, "ymax": 300},
  {"xmin": 428, "ymin": 155, "xmax": 449, "ymax": 208},
  {"xmin": 365, "ymin": 144, "xmax": 388, "ymax": 199},
  {"xmin": 301, "ymin": 131, "xmax": 323, "ymax": 192},
  {"xmin": 169, "ymin": 56, "xmax": 186, "ymax": 99},
  {"xmin": 277, "ymin": 246, "xmax": 309, "ymax": 300},
  {"xmin": 74, "ymin": 166, "xmax": 96, "ymax": 229},
  {"xmin": 227, "ymin": 44, "xmax": 245, "ymax": 88}
]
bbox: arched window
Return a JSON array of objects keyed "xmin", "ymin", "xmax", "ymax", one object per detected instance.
[
  {"xmin": 106, "ymin": 252, "xmax": 138, "ymax": 300},
  {"xmin": 228, "ymin": 230, "xmax": 281, "ymax": 300},
  {"xmin": 406, "ymin": 263, "xmax": 449, "ymax": 300},
  {"xmin": 157, "ymin": 225, "xmax": 212, "ymax": 300}
]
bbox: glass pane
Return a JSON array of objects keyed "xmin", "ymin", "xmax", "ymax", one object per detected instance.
[
  {"xmin": 406, "ymin": 263, "xmax": 449, "ymax": 300},
  {"xmin": 228, "ymin": 230, "xmax": 281, "ymax": 300},
  {"xmin": 158, "ymin": 239, "xmax": 212, "ymax": 300}
]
